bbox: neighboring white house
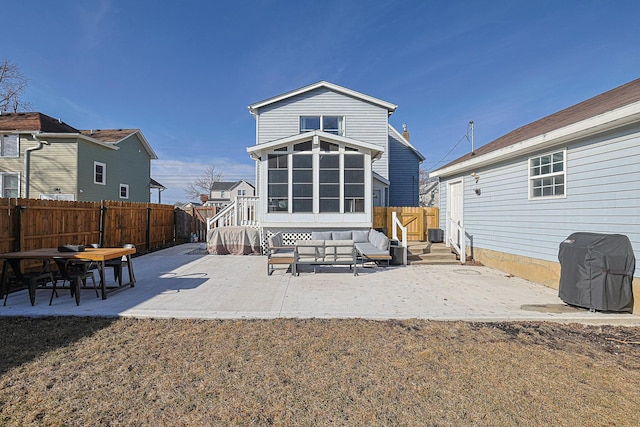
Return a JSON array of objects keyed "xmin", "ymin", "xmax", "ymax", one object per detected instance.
[
  {"xmin": 244, "ymin": 81, "xmax": 424, "ymax": 233},
  {"xmin": 430, "ymin": 78, "xmax": 640, "ymax": 313},
  {"xmin": 208, "ymin": 180, "xmax": 255, "ymax": 207}
]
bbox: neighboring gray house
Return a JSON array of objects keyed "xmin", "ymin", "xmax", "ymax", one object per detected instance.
[
  {"xmin": 0, "ymin": 112, "xmax": 158, "ymax": 202},
  {"xmin": 244, "ymin": 81, "xmax": 424, "ymax": 232},
  {"xmin": 431, "ymin": 78, "xmax": 640, "ymax": 313},
  {"xmin": 209, "ymin": 180, "xmax": 255, "ymax": 207}
]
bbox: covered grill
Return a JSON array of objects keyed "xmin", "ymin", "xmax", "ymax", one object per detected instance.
[{"xmin": 558, "ymin": 232, "xmax": 635, "ymax": 312}]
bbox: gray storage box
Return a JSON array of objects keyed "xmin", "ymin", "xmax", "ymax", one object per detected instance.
[
  {"xmin": 558, "ymin": 232, "xmax": 635, "ymax": 312},
  {"xmin": 389, "ymin": 239, "xmax": 402, "ymax": 265},
  {"xmin": 428, "ymin": 228, "xmax": 444, "ymax": 243}
]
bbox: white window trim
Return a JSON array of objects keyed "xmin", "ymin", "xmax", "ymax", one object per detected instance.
[
  {"xmin": 528, "ymin": 149, "xmax": 567, "ymax": 200},
  {"xmin": 299, "ymin": 115, "xmax": 345, "ymax": 136},
  {"xmin": 94, "ymin": 161, "xmax": 106, "ymax": 185},
  {"xmin": 119, "ymin": 183, "xmax": 129, "ymax": 199},
  {"xmin": 0, "ymin": 172, "xmax": 20, "ymax": 198}
]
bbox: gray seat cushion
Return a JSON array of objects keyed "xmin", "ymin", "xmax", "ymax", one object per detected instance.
[{"xmin": 355, "ymin": 242, "xmax": 389, "ymax": 257}]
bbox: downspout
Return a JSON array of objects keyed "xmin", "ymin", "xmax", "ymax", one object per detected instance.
[{"xmin": 24, "ymin": 133, "xmax": 49, "ymax": 198}]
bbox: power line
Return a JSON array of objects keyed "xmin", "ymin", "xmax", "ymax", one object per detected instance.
[{"xmin": 428, "ymin": 133, "xmax": 469, "ymax": 170}]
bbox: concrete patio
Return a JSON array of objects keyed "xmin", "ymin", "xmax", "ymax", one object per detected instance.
[{"xmin": 1, "ymin": 243, "xmax": 638, "ymax": 325}]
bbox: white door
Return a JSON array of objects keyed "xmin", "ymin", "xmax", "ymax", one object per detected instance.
[{"xmin": 447, "ymin": 180, "xmax": 463, "ymax": 245}]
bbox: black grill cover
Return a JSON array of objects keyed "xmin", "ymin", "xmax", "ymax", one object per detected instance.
[{"xmin": 558, "ymin": 232, "xmax": 635, "ymax": 312}]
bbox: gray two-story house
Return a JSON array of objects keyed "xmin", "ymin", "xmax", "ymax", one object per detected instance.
[{"xmin": 245, "ymin": 81, "xmax": 424, "ymax": 233}]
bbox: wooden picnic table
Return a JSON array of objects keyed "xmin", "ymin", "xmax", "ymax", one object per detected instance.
[{"xmin": 0, "ymin": 247, "xmax": 136, "ymax": 302}]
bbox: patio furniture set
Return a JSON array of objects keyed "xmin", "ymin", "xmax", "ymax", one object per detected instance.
[
  {"xmin": 267, "ymin": 229, "xmax": 392, "ymax": 276},
  {"xmin": 0, "ymin": 245, "xmax": 137, "ymax": 306}
]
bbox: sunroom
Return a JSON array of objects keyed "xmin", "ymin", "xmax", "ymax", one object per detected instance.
[{"xmin": 247, "ymin": 130, "xmax": 384, "ymax": 231}]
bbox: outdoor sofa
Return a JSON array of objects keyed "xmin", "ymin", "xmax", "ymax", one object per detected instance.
[{"xmin": 266, "ymin": 229, "xmax": 391, "ymax": 276}]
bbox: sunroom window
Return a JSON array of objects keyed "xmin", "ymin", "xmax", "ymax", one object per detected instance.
[
  {"xmin": 292, "ymin": 154, "xmax": 312, "ymax": 212},
  {"xmin": 299, "ymin": 116, "xmax": 344, "ymax": 136},
  {"xmin": 265, "ymin": 142, "xmax": 366, "ymax": 214},
  {"xmin": 344, "ymin": 154, "xmax": 365, "ymax": 212},
  {"xmin": 529, "ymin": 150, "xmax": 566, "ymax": 198},
  {"xmin": 268, "ymin": 154, "xmax": 288, "ymax": 212},
  {"xmin": 319, "ymin": 154, "xmax": 340, "ymax": 212}
]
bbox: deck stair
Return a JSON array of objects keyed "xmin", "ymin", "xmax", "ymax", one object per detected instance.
[{"xmin": 406, "ymin": 241, "xmax": 459, "ymax": 265}]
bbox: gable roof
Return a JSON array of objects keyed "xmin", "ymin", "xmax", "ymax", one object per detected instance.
[
  {"xmin": 431, "ymin": 77, "xmax": 640, "ymax": 177},
  {"xmin": 247, "ymin": 130, "xmax": 384, "ymax": 161},
  {"xmin": 212, "ymin": 181, "xmax": 239, "ymax": 191},
  {"xmin": 79, "ymin": 129, "xmax": 158, "ymax": 159},
  {"xmin": 248, "ymin": 81, "xmax": 397, "ymax": 116},
  {"xmin": 0, "ymin": 112, "xmax": 79, "ymax": 133},
  {"xmin": 212, "ymin": 180, "xmax": 256, "ymax": 193}
]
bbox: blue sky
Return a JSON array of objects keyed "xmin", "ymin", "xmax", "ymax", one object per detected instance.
[{"xmin": 4, "ymin": 0, "xmax": 640, "ymax": 204}]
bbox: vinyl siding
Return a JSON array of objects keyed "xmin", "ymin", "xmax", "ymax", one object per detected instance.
[
  {"xmin": 440, "ymin": 124, "xmax": 640, "ymax": 277},
  {"xmin": 388, "ymin": 133, "xmax": 421, "ymax": 206},
  {"xmin": 256, "ymin": 87, "xmax": 389, "ymax": 179},
  {"xmin": 31, "ymin": 139, "xmax": 78, "ymax": 198},
  {"xmin": 77, "ymin": 134, "xmax": 151, "ymax": 202}
]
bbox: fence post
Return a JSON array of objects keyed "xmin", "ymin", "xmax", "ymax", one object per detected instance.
[
  {"xmin": 14, "ymin": 205, "xmax": 26, "ymax": 252},
  {"xmin": 173, "ymin": 208, "xmax": 178, "ymax": 242},
  {"xmin": 99, "ymin": 204, "xmax": 107, "ymax": 247},
  {"xmin": 146, "ymin": 207, "xmax": 152, "ymax": 251}
]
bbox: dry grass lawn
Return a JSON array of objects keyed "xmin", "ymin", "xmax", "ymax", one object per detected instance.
[{"xmin": 0, "ymin": 317, "xmax": 639, "ymax": 426}]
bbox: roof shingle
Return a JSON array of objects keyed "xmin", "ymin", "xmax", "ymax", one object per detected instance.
[{"xmin": 0, "ymin": 112, "xmax": 79, "ymax": 133}]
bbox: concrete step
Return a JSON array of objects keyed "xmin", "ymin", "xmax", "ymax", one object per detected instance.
[
  {"xmin": 406, "ymin": 242, "xmax": 459, "ymax": 265},
  {"xmin": 408, "ymin": 258, "xmax": 460, "ymax": 266}
]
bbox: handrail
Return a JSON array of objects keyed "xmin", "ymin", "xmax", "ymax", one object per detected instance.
[
  {"xmin": 447, "ymin": 217, "xmax": 466, "ymax": 264},
  {"xmin": 391, "ymin": 211, "xmax": 408, "ymax": 265},
  {"xmin": 207, "ymin": 196, "xmax": 259, "ymax": 231}
]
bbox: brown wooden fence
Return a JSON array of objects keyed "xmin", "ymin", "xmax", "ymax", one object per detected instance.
[
  {"xmin": 373, "ymin": 206, "xmax": 439, "ymax": 241},
  {"xmin": 0, "ymin": 198, "xmax": 177, "ymax": 254}
]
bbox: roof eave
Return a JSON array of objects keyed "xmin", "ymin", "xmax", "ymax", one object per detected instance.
[
  {"xmin": 247, "ymin": 130, "xmax": 384, "ymax": 160},
  {"xmin": 128, "ymin": 130, "xmax": 158, "ymax": 160},
  {"xmin": 388, "ymin": 124, "xmax": 426, "ymax": 162},
  {"xmin": 35, "ymin": 132, "xmax": 119, "ymax": 150},
  {"xmin": 248, "ymin": 81, "xmax": 397, "ymax": 115},
  {"xmin": 431, "ymin": 102, "xmax": 640, "ymax": 178}
]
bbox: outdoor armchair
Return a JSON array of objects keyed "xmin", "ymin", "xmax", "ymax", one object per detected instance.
[
  {"xmin": 51, "ymin": 257, "xmax": 97, "ymax": 306},
  {"xmin": 266, "ymin": 232, "xmax": 295, "ymax": 275},
  {"xmin": 3, "ymin": 258, "xmax": 55, "ymax": 306}
]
